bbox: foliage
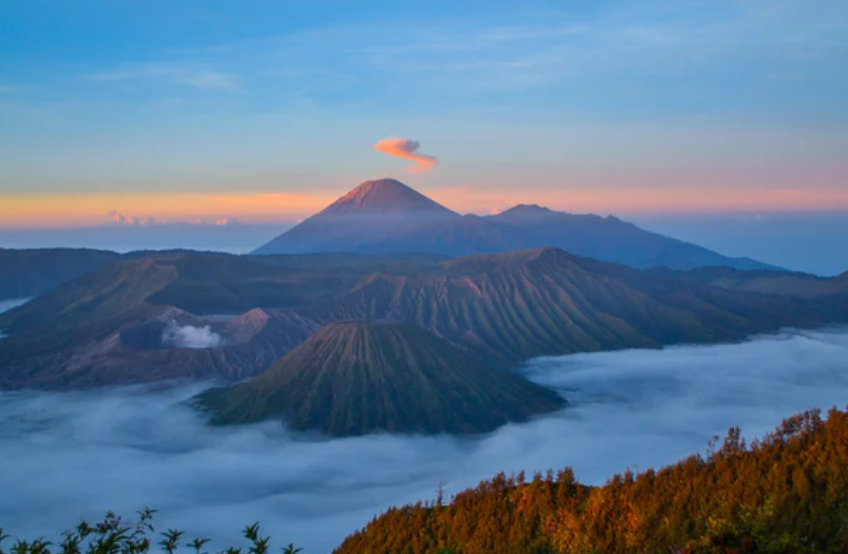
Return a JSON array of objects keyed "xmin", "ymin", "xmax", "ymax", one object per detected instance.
[
  {"xmin": 0, "ymin": 510, "xmax": 303, "ymax": 554},
  {"xmin": 335, "ymin": 406, "xmax": 848, "ymax": 554}
]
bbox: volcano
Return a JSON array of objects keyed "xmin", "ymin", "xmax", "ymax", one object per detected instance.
[
  {"xmin": 253, "ymin": 179, "xmax": 777, "ymax": 271},
  {"xmin": 195, "ymin": 320, "xmax": 564, "ymax": 436},
  {"xmin": 252, "ymin": 179, "xmax": 458, "ymax": 255}
]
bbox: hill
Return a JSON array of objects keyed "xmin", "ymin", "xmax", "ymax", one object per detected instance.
[
  {"xmin": 253, "ymin": 179, "xmax": 777, "ymax": 271},
  {"xmin": 334, "ymin": 406, "xmax": 848, "ymax": 554},
  {"xmin": 669, "ymin": 265, "xmax": 848, "ymax": 298},
  {"xmin": 196, "ymin": 320, "xmax": 564, "ymax": 436},
  {"xmin": 0, "ymin": 247, "xmax": 121, "ymax": 301}
]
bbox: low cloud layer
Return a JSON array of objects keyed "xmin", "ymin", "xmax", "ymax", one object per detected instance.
[
  {"xmin": 162, "ymin": 322, "xmax": 224, "ymax": 349},
  {"xmin": 1, "ymin": 328, "xmax": 847, "ymax": 553},
  {"xmin": 373, "ymin": 138, "xmax": 438, "ymax": 174}
]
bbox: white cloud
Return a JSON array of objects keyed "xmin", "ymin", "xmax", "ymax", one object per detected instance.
[
  {"xmin": 1, "ymin": 328, "xmax": 847, "ymax": 553},
  {"xmin": 104, "ymin": 212, "xmax": 241, "ymax": 228}
]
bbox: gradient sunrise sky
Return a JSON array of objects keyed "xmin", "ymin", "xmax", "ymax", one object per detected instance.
[{"xmin": 1, "ymin": 0, "xmax": 847, "ymax": 228}]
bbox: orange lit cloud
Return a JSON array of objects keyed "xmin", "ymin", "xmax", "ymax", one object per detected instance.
[
  {"xmin": 0, "ymin": 192, "xmax": 339, "ymax": 229},
  {"xmin": 2, "ymin": 175, "xmax": 848, "ymax": 229},
  {"xmin": 373, "ymin": 138, "xmax": 438, "ymax": 174}
]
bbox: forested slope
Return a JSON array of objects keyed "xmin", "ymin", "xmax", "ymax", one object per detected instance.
[{"xmin": 336, "ymin": 406, "xmax": 848, "ymax": 554}]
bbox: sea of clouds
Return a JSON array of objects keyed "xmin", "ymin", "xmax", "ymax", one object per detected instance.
[{"xmin": 1, "ymin": 305, "xmax": 847, "ymax": 553}]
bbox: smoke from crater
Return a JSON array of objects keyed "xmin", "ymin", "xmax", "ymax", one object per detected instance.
[{"xmin": 162, "ymin": 321, "xmax": 223, "ymax": 349}]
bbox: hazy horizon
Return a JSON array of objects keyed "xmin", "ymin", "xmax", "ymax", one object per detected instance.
[{"xmin": 2, "ymin": 210, "xmax": 846, "ymax": 276}]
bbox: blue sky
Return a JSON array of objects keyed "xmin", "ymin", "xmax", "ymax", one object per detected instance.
[{"xmin": 1, "ymin": 0, "xmax": 847, "ymax": 225}]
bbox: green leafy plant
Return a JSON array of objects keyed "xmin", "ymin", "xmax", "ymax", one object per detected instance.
[{"xmin": 0, "ymin": 511, "xmax": 303, "ymax": 554}]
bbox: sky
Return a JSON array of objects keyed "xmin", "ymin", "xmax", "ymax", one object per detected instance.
[
  {"xmin": 2, "ymin": 322, "xmax": 848, "ymax": 553},
  {"xmin": 2, "ymin": 0, "xmax": 848, "ymax": 229}
]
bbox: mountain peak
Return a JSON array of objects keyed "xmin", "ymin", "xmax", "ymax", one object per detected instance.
[
  {"xmin": 492, "ymin": 204, "xmax": 560, "ymax": 222},
  {"xmin": 503, "ymin": 204, "xmax": 554, "ymax": 215},
  {"xmin": 320, "ymin": 178, "xmax": 457, "ymax": 217}
]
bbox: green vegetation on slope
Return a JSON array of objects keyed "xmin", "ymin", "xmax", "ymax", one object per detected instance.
[
  {"xmin": 0, "ymin": 511, "xmax": 304, "ymax": 554},
  {"xmin": 196, "ymin": 320, "xmax": 564, "ymax": 435},
  {"xmin": 0, "ymin": 259, "xmax": 177, "ymax": 365},
  {"xmin": 335, "ymin": 406, "xmax": 848, "ymax": 554}
]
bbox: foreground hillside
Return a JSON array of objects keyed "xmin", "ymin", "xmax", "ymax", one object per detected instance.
[{"xmin": 336, "ymin": 406, "xmax": 848, "ymax": 554}]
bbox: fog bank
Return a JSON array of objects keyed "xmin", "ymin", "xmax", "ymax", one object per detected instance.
[{"xmin": 1, "ymin": 328, "xmax": 847, "ymax": 553}]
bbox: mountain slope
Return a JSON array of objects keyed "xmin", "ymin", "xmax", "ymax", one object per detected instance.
[
  {"xmin": 0, "ymin": 247, "xmax": 121, "ymax": 301},
  {"xmin": 666, "ymin": 266, "xmax": 848, "ymax": 298},
  {"xmin": 490, "ymin": 205, "xmax": 776, "ymax": 270},
  {"xmin": 253, "ymin": 179, "xmax": 459, "ymax": 255},
  {"xmin": 0, "ymin": 255, "xmax": 324, "ymax": 389},
  {"xmin": 374, "ymin": 214, "xmax": 526, "ymax": 257},
  {"xmin": 334, "ymin": 407, "xmax": 848, "ymax": 554},
  {"xmin": 253, "ymin": 180, "xmax": 776, "ymax": 271},
  {"xmin": 196, "ymin": 320, "xmax": 564, "ymax": 436},
  {"xmin": 302, "ymin": 248, "xmax": 826, "ymax": 364},
  {"xmin": 318, "ymin": 178, "xmax": 455, "ymax": 216}
]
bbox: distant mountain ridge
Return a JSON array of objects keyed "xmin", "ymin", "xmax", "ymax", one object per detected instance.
[
  {"xmin": 253, "ymin": 179, "xmax": 779, "ymax": 271},
  {"xmin": 2, "ymin": 248, "xmax": 840, "ymax": 392}
]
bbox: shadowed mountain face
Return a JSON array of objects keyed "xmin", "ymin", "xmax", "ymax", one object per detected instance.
[
  {"xmin": 196, "ymin": 320, "xmax": 564, "ymax": 435},
  {"xmin": 0, "ymin": 248, "xmax": 122, "ymax": 301},
  {"xmin": 666, "ymin": 266, "xmax": 848, "ymax": 299},
  {"xmin": 253, "ymin": 180, "xmax": 777, "ymax": 271},
  {"xmin": 660, "ymin": 265, "xmax": 848, "ymax": 320}
]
